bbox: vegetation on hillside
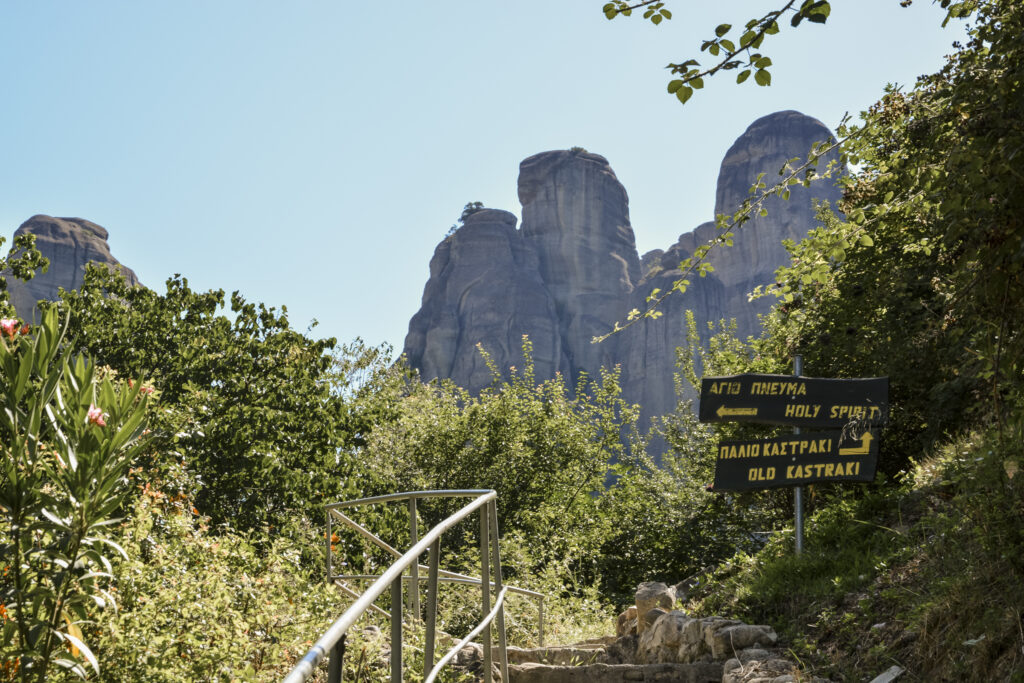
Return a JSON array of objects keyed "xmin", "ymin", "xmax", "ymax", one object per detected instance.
[{"xmin": 2, "ymin": 0, "xmax": 1023, "ymax": 679}]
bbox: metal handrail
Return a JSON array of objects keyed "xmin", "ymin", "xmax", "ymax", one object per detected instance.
[
  {"xmin": 324, "ymin": 489, "xmax": 495, "ymax": 509},
  {"xmin": 424, "ymin": 587, "xmax": 508, "ymax": 683},
  {"xmin": 328, "ymin": 505, "xmax": 545, "ymax": 617},
  {"xmin": 284, "ymin": 489, "xmax": 534, "ymax": 683}
]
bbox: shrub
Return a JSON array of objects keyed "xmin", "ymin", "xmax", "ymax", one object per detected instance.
[{"xmin": 0, "ymin": 309, "xmax": 152, "ymax": 680}]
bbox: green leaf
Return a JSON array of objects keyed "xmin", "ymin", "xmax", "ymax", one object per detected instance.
[
  {"xmin": 754, "ymin": 69, "xmax": 771, "ymax": 86},
  {"xmin": 61, "ymin": 631, "xmax": 100, "ymax": 677},
  {"xmin": 675, "ymin": 86, "xmax": 694, "ymax": 104},
  {"xmin": 736, "ymin": 69, "xmax": 751, "ymax": 84},
  {"xmin": 651, "ymin": 13, "xmax": 662, "ymax": 25},
  {"xmin": 809, "ymin": 1, "xmax": 831, "ymax": 22},
  {"xmin": 690, "ymin": 77, "xmax": 704, "ymax": 89},
  {"xmin": 859, "ymin": 234, "xmax": 875, "ymax": 247},
  {"xmin": 715, "ymin": 23, "xmax": 731, "ymax": 37},
  {"xmin": 660, "ymin": 9, "xmax": 672, "ymax": 19},
  {"xmin": 667, "ymin": 79, "xmax": 684, "ymax": 94}
]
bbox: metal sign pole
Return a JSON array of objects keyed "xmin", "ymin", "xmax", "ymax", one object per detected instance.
[{"xmin": 793, "ymin": 354, "xmax": 804, "ymax": 555}]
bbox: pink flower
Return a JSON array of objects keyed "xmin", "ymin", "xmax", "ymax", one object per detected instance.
[
  {"xmin": 140, "ymin": 386, "xmax": 154, "ymax": 395},
  {"xmin": 86, "ymin": 405, "xmax": 107, "ymax": 427},
  {"xmin": 0, "ymin": 319, "xmax": 18, "ymax": 338}
]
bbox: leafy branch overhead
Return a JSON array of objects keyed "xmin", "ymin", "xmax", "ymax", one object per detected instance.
[
  {"xmin": 602, "ymin": 0, "xmax": 977, "ymax": 106},
  {"xmin": 602, "ymin": 0, "xmax": 831, "ymax": 104}
]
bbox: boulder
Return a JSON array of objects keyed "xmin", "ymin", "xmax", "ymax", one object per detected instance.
[
  {"xmin": 634, "ymin": 582, "xmax": 676, "ymax": 634},
  {"xmin": 705, "ymin": 622, "xmax": 778, "ymax": 660},
  {"xmin": 615, "ymin": 606, "xmax": 638, "ymax": 637},
  {"xmin": 635, "ymin": 610, "xmax": 706, "ymax": 664}
]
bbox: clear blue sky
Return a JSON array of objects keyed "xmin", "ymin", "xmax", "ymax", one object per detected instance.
[{"xmin": 0, "ymin": 1, "xmax": 965, "ymax": 354}]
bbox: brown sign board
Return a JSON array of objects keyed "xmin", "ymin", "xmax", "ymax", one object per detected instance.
[
  {"xmin": 711, "ymin": 429, "xmax": 879, "ymax": 492},
  {"xmin": 698, "ymin": 373, "xmax": 889, "ymax": 428}
]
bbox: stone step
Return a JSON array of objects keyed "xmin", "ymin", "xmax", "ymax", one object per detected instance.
[
  {"xmin": 509, "ymin": 661, "xmax": 723, "ymax": 683},
  {"xmin": 505, "ymin": 646, "xmax": 605, "ymax": 666}
]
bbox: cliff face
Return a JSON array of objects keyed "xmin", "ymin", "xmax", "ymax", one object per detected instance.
[
  {"xmin": 518, "ymin": 150, "xmax": 641, "ymax": 385},
  {"xmin": 7, "ymin": 215, "xmax": 140, "ymax": 320},
  {"xmin": 404, "ymin": 110, "xmax": 843, "ymax": 421},
  {"xmin": 404, "ymin": 209, "xmax": 564, "ymax": 392}
]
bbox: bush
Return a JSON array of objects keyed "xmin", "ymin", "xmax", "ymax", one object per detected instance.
[{"xmin": 0, "ymin": 309, "xmax": 152, "ymax": 680}]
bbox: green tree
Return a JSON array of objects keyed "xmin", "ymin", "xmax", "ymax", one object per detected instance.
[
  {"xmin": 446, "ymin": 201, "xmax": 485, "ymax": 237},
  {"xmin": 364, "ymin": 339, "xmax": 642, "ymax": 584},
  {"xmin": 754, "ymin": 0, "xmax": 1024, "ymax": 467},
  {"xmin": 0, "ymin": 232, "xmax": 49, "ymax": 317},
  {"xmin": 49, "ymin": 266, "xmax": 374, "ymax": 534}
]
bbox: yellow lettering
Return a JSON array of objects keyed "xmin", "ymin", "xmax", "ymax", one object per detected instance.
[
  {"xmin": 830, "ymin": 405, "xmax": 883, "ymax": 422},
  {"xmin": 824, "ymin": 463, "xmax": 835, "ymax": 477}
]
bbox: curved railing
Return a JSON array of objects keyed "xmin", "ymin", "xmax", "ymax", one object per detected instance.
[{"xmin": 284, "ymin": 490, "xmax": 542, "ymax": 683}]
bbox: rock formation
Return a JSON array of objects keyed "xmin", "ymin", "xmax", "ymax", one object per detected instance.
[
  {"xmin": 404, "ymin": 110, "xmax": 843, "ymax": 424},
  {"xmin": 404, "ymin": 209, "xmax": 563, "ymax": 391},
  {"xmin": 6, "ymin": 215, "xmax": 140, "ymax": 320}
]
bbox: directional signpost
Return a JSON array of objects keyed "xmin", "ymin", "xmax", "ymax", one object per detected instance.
[
  {"xmin": 699, "ymin": 361, "xmax": 889, "ymax": 554},
  {"xmin": 699, "ymin": 373, "xmax": 888, "ymax": 428},
  {"xmin": 712, "ymin": 429, "xmax": 879, "ymax": 491}
]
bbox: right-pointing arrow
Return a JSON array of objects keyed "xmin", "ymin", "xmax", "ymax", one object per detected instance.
[{"xmin": 839, "ymin": 431, "xmax": 874, "ymax": 456}]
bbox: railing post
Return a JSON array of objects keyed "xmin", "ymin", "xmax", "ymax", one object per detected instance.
[
  {"xmin": 408, "ymin": 497, "xmax": 420, "ymax": 621},
  {"xmin": 327, "ymin": 633, "xmax": 345, "ymax": 683},
  {"xmin": 390, "ymin": 575, "xmax": 403, "ymax": 683},
  {"xmin": 479, "ymin": 506, "xmax": 492, "ymax": 683},
  {"xmin": 488, "ymin": 501, "xmax": 509, "ymax": 683},
  {"xmin": 424, "ymin": 538, "xmax": 440, "ymax": 675},
  {"xmin": 538, "ymin": 597, "xmax": 545, "ymax": 646},
  {"xmin": 326, "ymin": 509, "xmax": 333, "ymax": 583}
]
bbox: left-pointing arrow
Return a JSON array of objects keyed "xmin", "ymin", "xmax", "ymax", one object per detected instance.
[{"xmin": 716, "ymin": 405, "xmax": 758, "ymax": 418}]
